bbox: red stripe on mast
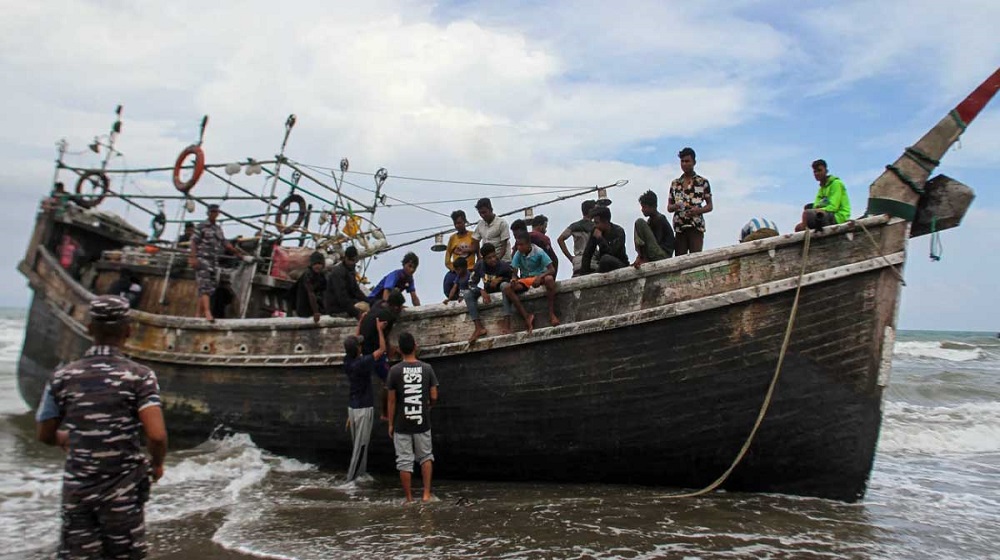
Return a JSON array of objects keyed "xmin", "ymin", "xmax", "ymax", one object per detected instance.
[{"xmin": 954, "ymin": 67, "xmax": 1000, "ymax": 125}]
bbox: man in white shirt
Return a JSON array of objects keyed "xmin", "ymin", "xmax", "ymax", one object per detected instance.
[{"xmin": 471, "ymin": 198, "xmax": 511, "ymax": 263}]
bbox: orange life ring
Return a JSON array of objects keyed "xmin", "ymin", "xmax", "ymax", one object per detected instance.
[
  {"xmin": 74, "ymin": 170, "xmax": 110, "ymax": 208},
  {"xmin": 173, "ymin": 145, "xmax": 205, "ymax": 193}
]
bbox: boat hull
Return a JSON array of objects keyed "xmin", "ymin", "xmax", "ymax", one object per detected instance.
[{"xmin": 19, "ymin": 240, "xmax": 898, "ymax": 501}]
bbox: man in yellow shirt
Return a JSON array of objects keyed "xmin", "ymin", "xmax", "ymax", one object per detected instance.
[{"xmin": 445, "ymin": 210, "xmax": 477, "ymax": 271}]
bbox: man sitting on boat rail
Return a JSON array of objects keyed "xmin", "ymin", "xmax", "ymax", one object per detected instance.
[
  {"xmin": 580, "ymin": 205, "xmax": 629, "ymax": 274},
  {"xmin": 558, "ymin": 199, "xmax": 598, "ymax": 277},
  {"xmin": 445, "ymin": 210, "xmax": 476, "ymax": 272},
  {"xmin": 294, "ymin": 251, "xmax": 327, "ymax": 323},
  {"xmin": 325, "ymin": 245, "xmax": 370, "ymax": 319},
  {"xmin": 368, "ymin": 252, "xmax": 421, "ymax": 307},
  {"xmin": 503, "ymin": 232, "xmax": 560, "ymax": 334},
  {"xmin": 189, "ymin": 204, "xmax": 246, "ymax": 322},
  {"xmin": 465, "ymin": 242, "xmax": 514, "ymax": 342},
  {"xmin": 795, "ymin": 159, "xmax": 851, "ymax": 232},
  {"xmin": 632, "ymin": 190, "xmax": 674, "ymax": 268}
]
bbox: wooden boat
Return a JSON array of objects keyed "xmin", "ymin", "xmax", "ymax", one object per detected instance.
[{"xmin": 16, "ymin": 69, "xmax": 999, "ymax": 502}]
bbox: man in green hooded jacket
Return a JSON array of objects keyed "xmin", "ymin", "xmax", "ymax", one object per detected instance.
[{"xmin": 796, "ymin": 159, "xmax": 851, "ymax": 231}]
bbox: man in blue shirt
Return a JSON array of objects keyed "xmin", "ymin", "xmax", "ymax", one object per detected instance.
[
  {"xmin": 368, "ymin": 252, "xmax": 421, "ymax": 306},
  {"xmin": 343, "ymin": 316, "xmax": 387, "ymax": 481},
  {"xmin": 502, "ymin": 232, "xmax": 560, "ymax": 334}
]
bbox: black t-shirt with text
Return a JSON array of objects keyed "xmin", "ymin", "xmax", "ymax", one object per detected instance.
[{"xmin": 387, "ymin": 360, "xmax": 438, "ymax": 434}]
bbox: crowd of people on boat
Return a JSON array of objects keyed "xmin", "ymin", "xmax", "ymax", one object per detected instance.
[{"xmin": 268, "ymin": 149, "xmax": 851, "ymax": 342}]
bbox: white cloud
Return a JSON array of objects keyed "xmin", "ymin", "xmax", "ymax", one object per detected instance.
[{"xmin": 0, "ymin": 0, "xmax": 996, "ymax": 334}]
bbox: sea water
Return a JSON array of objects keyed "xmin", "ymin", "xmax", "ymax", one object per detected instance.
[{"xmin": 1, "ymin": 308, "xmax": 997, "ymax": 559}]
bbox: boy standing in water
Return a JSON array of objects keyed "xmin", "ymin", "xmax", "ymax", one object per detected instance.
[
  {"xmin": 343, "ymin": 317, "xmax": 387, "ymax": 481},
  {"xmin": 387, "ymin": 332, "xmax": 439, "ymax": 503}
]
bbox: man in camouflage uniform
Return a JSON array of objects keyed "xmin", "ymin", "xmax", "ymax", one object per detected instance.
[
  {"xmin": 188, "ymin": 203, "xmax": 244, "ymax": 321},
  {"xmin": 36, "ymin": 295, "xmax": 168, "ymax": 559}
]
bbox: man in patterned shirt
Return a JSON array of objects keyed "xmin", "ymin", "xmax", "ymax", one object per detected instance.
[
  {"xmin": 188, "ymin": 204, "xmax": 244, "ymax": 321},
  {"xmin": 667, "ymin": 147, "xmax": 714, "ymax": 256},
  {"xmin": 36, "ymin": 295, "xmax": 167, "ymax": 559}
]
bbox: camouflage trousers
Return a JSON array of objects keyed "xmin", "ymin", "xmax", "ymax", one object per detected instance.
[
  {"xmin": 196, "ymin": 258, "xmax": 218, "ymax": 296},
  {"xmin": 59, "ymin": 477, "xmax": 149, "ymax": 559}
]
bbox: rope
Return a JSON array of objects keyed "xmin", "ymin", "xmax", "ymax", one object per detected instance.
[
  {"xmin": 661, "ymin": 230, "xmax": 813, "ymax": 499},
  {"xmin": 949, "ymin": 109, "xmax": 968, "ymax": 132},
  {"xmin": 929, "ymin": 216, "xmax": 943, "ymax": 261},
  {"xmin": 902, "ymin": 147, "xmax": 941, "ymax": 173},
  {"xmin": 380, "ymin": 187, "xmax": 587, "ymax": 207},
  {"xmin": 857, "ymin": 221, "xmax": 907, "ymax": 285},
  {"xmin": 295, "ymin": 161, "xmax": 590, "ymax": 190},
  {"xmin": 885, "ymin": 164, "xmax": 924, "ymax": 195}
]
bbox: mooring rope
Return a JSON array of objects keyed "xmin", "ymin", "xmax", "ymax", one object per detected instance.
[
  {"xmin": 857, "ymin": 221, "xmax": 907, "ymax": 285},
  {"xmin": 662, "ymin": 230, "xmax": 812, "ymax": 499}
]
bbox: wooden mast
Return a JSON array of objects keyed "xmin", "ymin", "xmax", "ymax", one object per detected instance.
[{"xmin": 867, "ymin": 67, "xmax": 1000, "ymax": 220}]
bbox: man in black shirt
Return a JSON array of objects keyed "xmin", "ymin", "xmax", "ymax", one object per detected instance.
[
  {"xmin": 386, "ymin": 332, "xmax": 439, "ymax": 503},
  {"xmin": 294, "ymin": 251, "xmax": 327, "ymax": 322},
  {"xmin": 581, "ymin": 205, "xmax": 629, "ymax": 274},
  {"xmin": 632, "ymin": 190, "xmax": 674, "ymax": 268},
  {"xmin": 325, "ymin": 246, "xmax": 370, "ymax": 319}
]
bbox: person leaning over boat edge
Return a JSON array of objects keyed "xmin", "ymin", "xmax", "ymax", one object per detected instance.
[
  {"xmin": 465, "ymin": 242, "xmax": 514, "ymax": 342},
  {"xmin": 189, "ymin": 203, "xmax": 246, "ymax": 322},
  {"xmin": 386, "ymin": 332, "xmax": 439, "ymax": 503},
  {"xmin": 471, "ymin": 198, "xmax": 511, "ymax": 263},
  {"xmin": 667, "ymin": 147, "xmax": 713, "ymax": 255},
  {"xmin": 358, "ymin": 290, "xmax": 407, "ymax": 408},
  {"xmin": 558, "ymin": 199, "xmax": 599, "ymax": 277},
  {"xmin": 36, "ymin": 295, "xmax": 167, "ymax": 559},
  {"xmin": 343, "ymin": 316, "xmax": 388, "ymax": 481},
  {"xmin": 503, "ymin": 231, "xmax": 560, "ymax": 334},
  {"xmin": 796, "ymin": 159, "xmax": 851, "ymax": 232},
  {"xmin": 581, "ymin": 205, "xmax": 629, "ymax": 274},
  {"xmin": 445, "ymin": 210, "xmax": 476, "ymax": 272},
  {"xmin": 632, "ymin": 189, "xmax": 674, "ymax": 268},
  {"xmin": 324, "ymin": 245, "xmax": 370, "ymax": 319},
  {"xmin": 368, "ymin": 252, "xmax": 421, "ymax": 307}
]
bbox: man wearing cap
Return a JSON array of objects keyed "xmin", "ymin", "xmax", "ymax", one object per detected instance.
[
  {"xmin": 36, "ymin": 295, "xmax": 167, "ymax": 559},
  {"xmin": 189, "ymin": 204, "xmax": 244, "ymax": 321}
]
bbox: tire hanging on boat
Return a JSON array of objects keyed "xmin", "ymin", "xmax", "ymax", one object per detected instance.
[
  {"xmin": 275, "ymin": 193, "xmax": 306, "ymax": 234},
  {"xmin": 73, "ymin": 170, "xmax": 110, "ymax": 208},
  {"xmin": 173, "ymin": 145, "xmax": 205, "ymax": 193}
]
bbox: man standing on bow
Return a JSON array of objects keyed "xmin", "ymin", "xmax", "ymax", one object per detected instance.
[
  {"xmin": 189, "ymin": 204, "xmax": 245, "ymax": 321},
  {"xmin": 667, "ymin": 147, "xmax": 713, "ymax": 256},
  {"xmin": 36, "ymin": 295, "xmax": 167, "ymax": 559}
]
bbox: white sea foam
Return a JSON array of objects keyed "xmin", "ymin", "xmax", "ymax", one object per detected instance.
[
  {"xmin": 879, "ymin": 401, "xmax": 1000, "ymax": 454},
  {"xmin": 148, "ymin": 433, "xmax": 281, "ymax": 522},
  {"xmin": 893, "ymin": 340, "xmax": 985, "ymax": 362},
  {"xmin": 0, "ymin": 318, "xmax": 26, "ymax": 364}
]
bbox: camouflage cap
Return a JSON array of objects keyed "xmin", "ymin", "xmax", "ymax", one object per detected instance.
[{"xmin": 89, "ymin": 295, "xmax": 131, "ymax": 324}]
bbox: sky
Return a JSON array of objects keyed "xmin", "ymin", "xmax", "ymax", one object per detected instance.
[{"xmin": 0, "ymin": 0, "xmax": 997, "ymax": 330}]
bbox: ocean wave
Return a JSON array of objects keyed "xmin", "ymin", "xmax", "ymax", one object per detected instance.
[
  {"xmin": 879, "ymin": 401, "xmax": 1000, "ymax": 454},
  {"xmin": 893, "ymin": 341, "xmax": 985, "ymax": 362},
  {"xmin": 0, "ymin": 319, "xmax": 26, "ymax": 364}
]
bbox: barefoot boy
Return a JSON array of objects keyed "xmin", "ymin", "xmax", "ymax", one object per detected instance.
[
  {"xmin": 386, "ymin": 332, "xmax": 439, "ymax": 503},
  {"xmin": 502, "ymin": 232, "xmax": 559, "ymax": 334}
]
